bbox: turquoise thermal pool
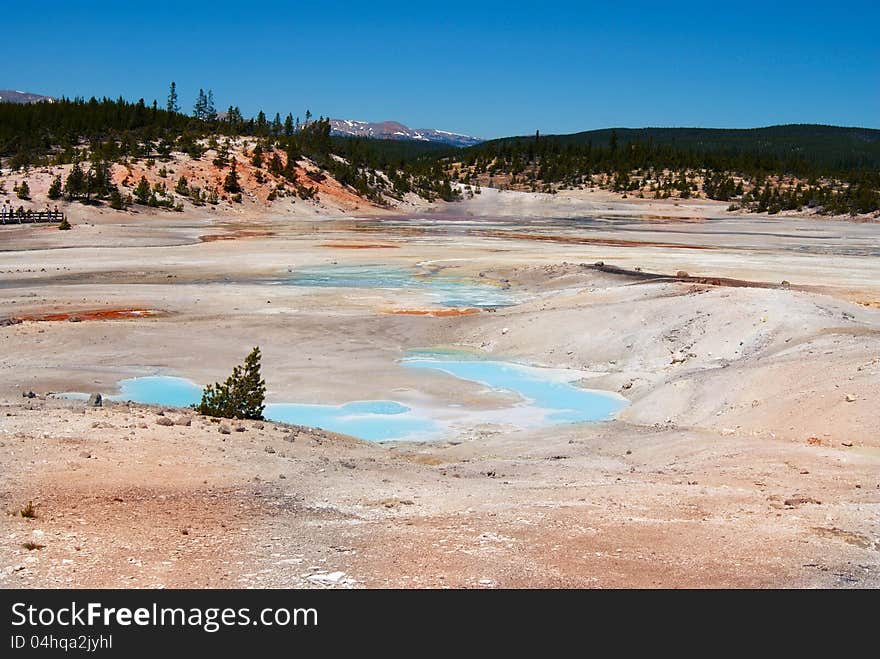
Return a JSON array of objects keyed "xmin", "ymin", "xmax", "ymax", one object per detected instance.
[
  {"xmin": 284, "ymin": 265, "xmax": 515, "ymax": 308},
  {"xmin": 61, "ymin": 352, "xmax": 626, "ymax": 441}
]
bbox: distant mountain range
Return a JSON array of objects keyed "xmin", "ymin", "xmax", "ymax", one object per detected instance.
[
  {"xmin": 0, "ymin": 90, "xmax": 54, "ymax": 104},
  {"xmin": 329, "ymin": 119, "xmax": 483, "ymax": 147}
]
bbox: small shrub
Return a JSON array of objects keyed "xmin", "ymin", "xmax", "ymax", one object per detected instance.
[
  {"xmin": 58, "ymin": 217, "xmax": 71, "ymax": 230},
  {"xmin": 175, "ymin": 176, "xmax": 189, "ymax": 196},
  {"xmin": 22, "ymin": 541, "xmax": 45, "ymax": 551},
  {"xmin": 20, "ymin": 501, "xmax": 36, "ymax": 518}
]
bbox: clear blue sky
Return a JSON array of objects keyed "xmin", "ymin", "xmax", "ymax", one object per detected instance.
[{"xmin": 3, "ymin": 0, "xmax": 878, "ymax": 138}]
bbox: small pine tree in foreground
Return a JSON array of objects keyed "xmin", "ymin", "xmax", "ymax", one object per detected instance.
[{"xmin": 196, "ymin": 347, "xmax": 266, "ymax": 420}]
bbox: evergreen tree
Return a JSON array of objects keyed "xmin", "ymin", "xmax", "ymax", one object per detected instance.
[
  {"xmin": 223, "ymin": 158, "xmax": 241, "ymax": 193},
  {"xmin": 268, "ymin": 152, "xmax": 283, "ymax": 175},
  {"xmin": 205, "ymin": 90, "xmax": 216, "ymax": 121},
  {"xmin": 87, "ymin": 160, "xmax": 113, "ymax": 199},
  {"xmin": 251, "ymin": 144, "xmax": 263, "ymax": 168},
  {"xmin": 193, "ymin": 88, "xmax": 207, "ymax": 119},
  {"xmin": 284, "ymin": 113, "xmax": 294, "ymax": 137},
  {"xmin": 15, "ymin": 180, "xmax": 30, "ymax": 200},
  {"xmin": 167, "ymin": 81, "xmax": 179, "ymax": 113},
  {"xmin": 134, "ymin": 176, "xmax": 151, "ymax": 204},
  {"xmin": 47, "ymin": 175, "xmax": 62, "ymax": 200},
  {"xmin": 271, "ymin": 113, "xmax": 282, "ymax": 136},
  {"xmin": 109, "ymin": 186, "xmax": 125, "ymax": 210},
  {"xmin": 256, "ymin": 111, "xmax": 268, "ymax": 136},
  {"xmin": 195, "ymin": 347, "xmax": 266, "ymax": 420},
  {"xmin": 213, "ymin": 139, "xmax": 230, "ymax": 168},
  {"xmin": 64, "ymin": 163, "xmax": 85, "ymax": 200}
]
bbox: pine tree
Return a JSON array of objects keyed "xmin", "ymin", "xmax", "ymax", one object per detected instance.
[
  {"xmin": 193, "ymin": 89, "xmax": 207, "ymax": 119},
  {"xmin": 64, "ymin": 163, "xmax": 85, "ymax": 200},
  {"xmin": 47, "ymin": 175, "xmax": 62, "ymax": 200},
  {"xmin": 223, "ymin": 158, "xmax": 241, "ymax": 193},
  {"xmin": 205, "ymin": 90, "xmax": 216, "ymax": 121},
  {"xmin": 195, "ymin": 347, "xmax": 266, "ymax": 420},
  {"xmin": 15, "ymin": 180, "xmax": 30, "ymax": 200},
  {"xmin": 284, "ymin": 113, "xmax": 294, "ymax": 137},
  {"xmin": 167, "ymin": 81, "xmax": 179, "ymax": 113},
  {"xmin": 268, "ymin": 152, "xmax": 283, "ymax": 175},
  {"xmin": 88, "ymin": 160, "xmax": 112, "ymax": 199},
  {"xmin": 213, "ymin": 139, "xmax": 230, "ymax": 168},
  {"xmin": 271, "ymin": 113, "xmax": 282, "ymax": 136},
  {"xmin": 109, "ymin": 186, "xmax": 125, "ymax": 210},
  {"xmin": 134, "ymin": 176, "xmax": 151, "ymax": 204}
]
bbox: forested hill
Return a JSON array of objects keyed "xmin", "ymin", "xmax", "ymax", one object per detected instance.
[
  {"xmin": 482, "ymin": 125, "xmax": 880, "ymax": 172},
  {"xmin": 1, "ymin": 91, "xmax": 877, "ymax": 215},
  {"xmin": 445, "ymin": 124, "xmax": 880, "ymax": 215},
  {"xmin": 0, "ymin": 95, "xmax": 459, "ymax": 208}
]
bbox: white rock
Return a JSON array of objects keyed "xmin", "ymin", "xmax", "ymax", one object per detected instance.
[
  {"xmin": 307, "ymin": 571, "xmax": 346, "ymax": 584},
  {"xmin": 276, "ymin": 558, "xmax": 304, "ymax": 565}
]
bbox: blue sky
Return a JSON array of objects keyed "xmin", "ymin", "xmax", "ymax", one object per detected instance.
[{"xmin": 3, "ymin": 1, "xmax": 878, "ymax": 137}]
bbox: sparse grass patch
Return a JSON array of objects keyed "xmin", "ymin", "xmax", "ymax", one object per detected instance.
[
  {"xmin": 19, "ymin": 501, "xmax": 37, "ymax": 518},
  {"xmin": 22, "ymin": 541, "xmax": 45, "ymax": 551}
]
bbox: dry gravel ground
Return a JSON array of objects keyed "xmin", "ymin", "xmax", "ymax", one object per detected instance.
[{"xmin": 0, "ymin": 193, "xmax": 878, "ymax": 588}]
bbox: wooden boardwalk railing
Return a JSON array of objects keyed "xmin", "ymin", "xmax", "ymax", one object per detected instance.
[{"xmin": 0, "ymin": 210, "xmax": 65, "ymax": 225}]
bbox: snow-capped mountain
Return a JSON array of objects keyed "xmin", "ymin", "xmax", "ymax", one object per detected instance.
[
  {"xmin": 0, "ymin": 90, "xmax": 55, "ymax": 104},
  {"xmin": 330, "ymin": 119, "xmax": 483, "ymax": 147}
]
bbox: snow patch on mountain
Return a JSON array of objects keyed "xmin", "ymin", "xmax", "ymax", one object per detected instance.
[
  {"xmin": 329, "ymin": 119, "xmax": 482, "ymax": 147},
  {"xmin": 0, "ymin": 90, "xmax": 55, "ymax": 104}
]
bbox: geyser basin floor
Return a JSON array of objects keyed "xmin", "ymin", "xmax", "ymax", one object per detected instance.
[{"xmin": 59, "ymin": 353, "xmax": 627, "ymax": 441}]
